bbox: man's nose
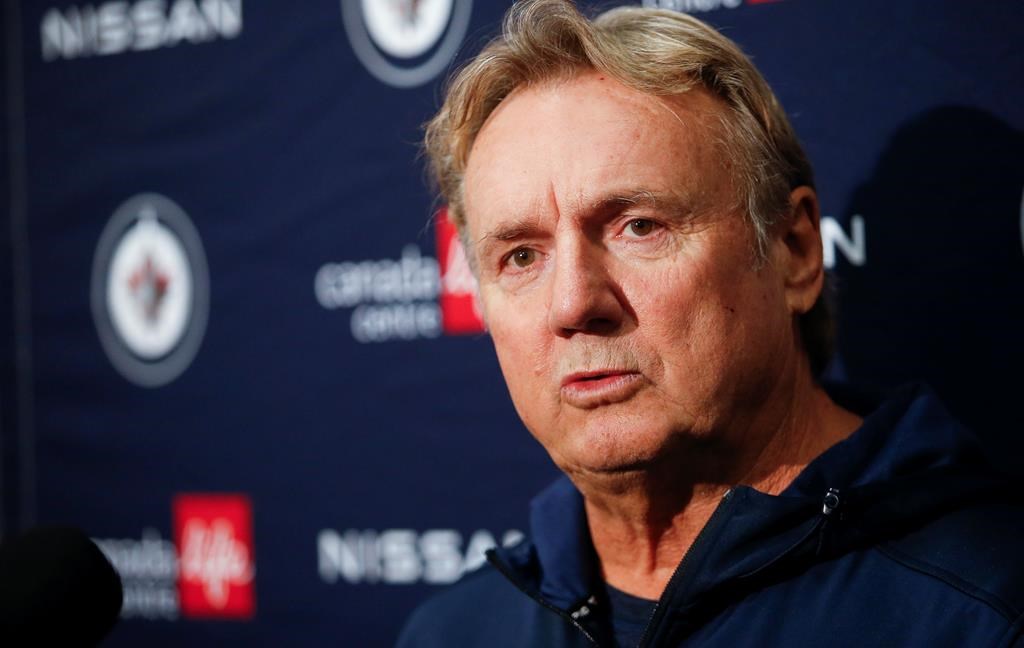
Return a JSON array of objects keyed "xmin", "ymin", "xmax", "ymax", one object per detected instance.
[{"xmin": 546, "ymin": 238, "xmax": 625, "ymax": 337}]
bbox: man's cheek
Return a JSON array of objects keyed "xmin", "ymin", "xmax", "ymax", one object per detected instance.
[{"xmin": 491, "ymin": 331, "xmax": 538, "ymax": 392}]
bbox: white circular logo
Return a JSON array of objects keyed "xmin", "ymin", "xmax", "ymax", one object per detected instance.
[
  {"xmin": 341, "ymin": 0, "xmax": 472, "ymax": 88},
  {"xmin": 92, "ymin": 194, "xmax": 209, "ymax": 387}
]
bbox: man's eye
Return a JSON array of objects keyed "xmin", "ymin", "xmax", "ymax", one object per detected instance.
[
  {"xmin": 509, "ymin": 248, "xmax": 537, "ymax": 268},
  {"xmin": 626, "ymin": 219, "xmax": 656, "ymax": 237}
]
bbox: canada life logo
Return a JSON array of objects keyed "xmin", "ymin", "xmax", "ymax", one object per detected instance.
[
  {"xmin": 173, "ymin": 494, "xmax": 256, "ymax": 619},
  {"xmin": 435, "ymin": 207, "xmax": 484, "ymax": 334},
  {"xmin": 312, "ymin": 207, "xmax": 483, "ymax": 341}
]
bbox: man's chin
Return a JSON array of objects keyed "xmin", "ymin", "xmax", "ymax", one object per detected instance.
[
  {"xmin": 543, "ymin": 423, "xmax": 710, "ymax": 485},
  {"xmin": 553, "ymin": 446, "xmax": 666, "ymax": 482}
]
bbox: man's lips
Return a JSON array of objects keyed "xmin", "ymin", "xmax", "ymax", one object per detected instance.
[
  {"xmin": 560, "ymin": 370, "xmax": 643, "ymax": 408},
  {"xmin": 560, "ymin": 370, "xmax": 636, "ymax": 387}
]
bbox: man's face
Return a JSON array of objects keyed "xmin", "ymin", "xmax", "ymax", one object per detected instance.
[{"xmin": 462, "ymin": 73, "xmax": 798, "ymax": 478}]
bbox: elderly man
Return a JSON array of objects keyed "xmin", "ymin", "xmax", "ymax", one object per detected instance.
[{"xmin": 398, "ymin": 1, "xmax": 1023, "ymax": 646}]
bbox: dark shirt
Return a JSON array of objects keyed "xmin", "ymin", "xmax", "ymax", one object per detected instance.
[{"xmin": 604, "ymin": 583, "xmax": 657, "ymax": 648}]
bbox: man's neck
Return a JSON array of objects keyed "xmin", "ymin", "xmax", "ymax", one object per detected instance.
[{"xmin": 577, "ymin": 374, "xmax": 862, "ymax": 600}]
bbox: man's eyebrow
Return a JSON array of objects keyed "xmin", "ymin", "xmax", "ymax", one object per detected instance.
[
  {"xmin": 477, "ymin": 218, "xmax": 544, "ymax": 248},
  {"xmin": 589, "ymin": 189, "xmax": 690, "ymax": 216},
  {"xmin": 596, "ymin": 189, "xmax": 659, "ymax": 208},
  {"xmin": 474, "ymin": 191, "xmax": 689, "ymax": 252}
]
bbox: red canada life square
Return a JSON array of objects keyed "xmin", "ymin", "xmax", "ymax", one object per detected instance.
[
  {"xmin": 436, "ymin": 207, "xmax": 485, "ymax": 335},
  {"xmin": 173, "ymin": 493, "xmax": 256, "ymax": 619}
]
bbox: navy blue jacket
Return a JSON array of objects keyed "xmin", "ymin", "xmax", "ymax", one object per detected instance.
[{"xmin": 397, "ymin": 385, "xmax": 1024, "ymax": 646}]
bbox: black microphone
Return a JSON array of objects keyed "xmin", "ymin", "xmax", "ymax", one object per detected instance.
[{"xmin": 0, "ymin": 525, "xmax": 123, "ymax": 646}]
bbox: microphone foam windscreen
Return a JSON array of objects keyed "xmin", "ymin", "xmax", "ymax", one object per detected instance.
[{"xmin": 0, "ymin": 525, "xmax": 123, "ymax": 646}]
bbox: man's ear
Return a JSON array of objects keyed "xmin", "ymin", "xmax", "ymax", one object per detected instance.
[{"xmin": 776, "ymin": 186, "xmax": 824, "ymax": 315}]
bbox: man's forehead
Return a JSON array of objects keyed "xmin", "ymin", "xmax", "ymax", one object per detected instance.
[
  {"xmin": 470, "ymin": 73, "xmax": 717, "ymax": 157},
  {"xmin": 462, "ymin": 73, "xmax": 728, "ymax": 230}
]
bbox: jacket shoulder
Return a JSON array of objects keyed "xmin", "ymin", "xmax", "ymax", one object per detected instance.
[
  {"xmin": 396, "ymin": 563, "xmax": 593, "ymax": 648},
  {"xmin": 395, "ymin": 566, "xmax": 530, "ymax": 648},
  {"xmin": 880, "ymin": 497, "xmax": 1024, "ymax": 622}
]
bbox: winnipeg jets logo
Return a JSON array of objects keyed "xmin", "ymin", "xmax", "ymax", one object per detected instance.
[
  {"xmin": 341, "ymin": 0, "xmax": 472, "ymax": 88},
  {"xmin": 92, "ymin": 194, "xmax": 209, "ymax": 387},
  {"xmin": 394, "ymin": 0, "xmax": 425, "ymax": 28},
  {"xmin": 128, "ymin": 254, "xmax": 171, "ymax": 324}
]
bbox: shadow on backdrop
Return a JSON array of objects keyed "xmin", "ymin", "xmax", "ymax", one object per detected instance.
[{"xmin": 835, "ymin": 105, "xmax": 1024, "ymax": 476}]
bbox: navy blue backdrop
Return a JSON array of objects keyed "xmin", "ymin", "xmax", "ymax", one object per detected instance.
[{"xmin": 2, "ymin": 0, "xmax": 1022, "ymax": 645}]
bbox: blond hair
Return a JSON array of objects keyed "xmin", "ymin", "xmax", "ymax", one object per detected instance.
[{"xmin": 425, "ymin": 0, "xmax": 832, "ymax": 373}]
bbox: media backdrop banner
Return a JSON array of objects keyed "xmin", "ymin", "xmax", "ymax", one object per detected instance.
[{"xmin": 1, "ymin": 0, "xmax": 1022, "ymax": 645}]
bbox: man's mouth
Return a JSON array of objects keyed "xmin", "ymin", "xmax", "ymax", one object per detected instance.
[
  {"xmin": 560, "ymin": 370, "xmax": 643, "ymax": 408},
  {"xmin": 561, "ymin": 370, "xmax": 626, "ymax": 385}
]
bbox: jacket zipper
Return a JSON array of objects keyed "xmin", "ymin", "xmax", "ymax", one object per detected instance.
[
  {"xmin": 636, "ymin": 488, "xmax": 737, "ymax": 648},
  {"xmin": 486, "ymin": 551, "xmax": 600, "ymax": 646},
  {"xmin": 735, "ymin": 488, "xmax": 839, "ymax": 582}
]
